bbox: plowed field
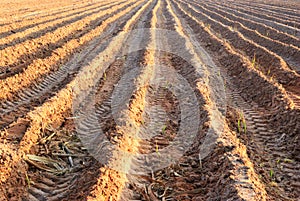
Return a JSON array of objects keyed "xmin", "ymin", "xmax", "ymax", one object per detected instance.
[{"xmin": 0, "ymin": 0, "xmax": 299, "ymax": 200}]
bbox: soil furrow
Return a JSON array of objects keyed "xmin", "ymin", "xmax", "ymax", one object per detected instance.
[
  {"xmin": 202, "ymin": 1, "xmax": 300, "ymax": 49},
  {"xmin": 0, "ymin": 0, "xmax": 150, "ymax": 199},
  {"xmin": 186, "ymin": 0, "xmax": 300, "ymax": 73},
  {"xmin": 172, "ymin": 0, "xmax": 291, "ymax": 115},
  {"xmin": 235, "ymin": 2, "xmax": 300, "ymax": 23},
  {"xmin": 235, "ymin": 0, "xmax": 300, "ymax": 18},
  {"xmin": 208, "ymin": 0, "xmax": 299, "ymax": 37},
  {"xmin": 166, "ymin": 0, "xmax": 269, "ymax": 200},
  {"xmin": 0, "ymin": 0, "xmax": 95, "ymax": 20},
  {"xmin": 1, "ymin": 0, "xmax": 299, "ymax": 200},
  {"xmin": 207, "ymin": 0, "xmax": 300, "ymax": 41},
  {"xmin": 26, "ymin": 58, "xmax": 126, "ymax": 201},
  {"xmin": 0, "ymin": 0, "xmax": 147, "ymax": 129},
  {"xmin": 82, "ymin": 0, "xmax": 162, "ymax": 199},
  {"xmin": 0, "ymin": 9, "xmax": 133, "ymax": 131},
  {"xmin": 224, "ymin": 73, "xmax": 300, "ymax": 200},
  {"xmin": 0, "ymin": 0, "xmax": 118, "ymax": 38},
  {"xmin": 229, "ymin": 1, "xmax": 300, "ymax": 29},
  {"xmin": 173, "ymin": 0, "xmax": 300, "ymax": 200},
  {"xmin": 0, "ymin": 0, "xmax": 143, "ymax": 101},
  {"xmin": 0, "ymin": 0, "xmax": 123, "ymax": 50},
  {"xmin": 230, "ymin": 1, "xmax": 300, "ymax": 36},
  {"xmin": 0, "ymin": 0, "xmax": 135, "ymax": 77},
  {"xmin": 231, "ymin": 1, "xmax": 300, "ymax": 24},
  {"xmin": 178, "ymin": 0, "xmax": 300, "ymax": 105}
]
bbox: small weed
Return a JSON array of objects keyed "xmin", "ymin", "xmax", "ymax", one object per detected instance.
[
  {"xmin": 103, "ymin": 72, "xmax": 106, "ymax": 81},
  {"xmin": 270, "ymin": 74, "xmax": 275, "ymax": 82},
  {"xmin": 251, "ymin": 54, "xmax": 256, "ymax": 68},
  {"xmin": 269, "ymin": 169, "xmax": 274, "ymax": 179},
  {"xmin": 164, "ymin": 81, "xmax": 171, "ymax": 89},
  {"xmin": 238, "ymin": 118, "xmax": 241, "ymax": 133},
  {"xmin": 243, "ymin": 119, "xmax": 247, "ymax": 133},
  {"xmin": 25, "ymin": 173, "xmax": 32, "ymax": 188},
  {"xmin": 204, "ymin": 23, "xmax": 211, "ymax": 30},
  {"xmin": 237, "ymin": 111, "xmax": 246, "ymax": 133},
  {"xmin": 155, "ymin": 140, "xmax": 160, "ymax": 155},
  {"xmin": 267, "ymin": 68, "xmax": 271, "ymax": 76},
  {"xmin": 162, "ymin": 125, "xmax": 167, "ymax": 134}
]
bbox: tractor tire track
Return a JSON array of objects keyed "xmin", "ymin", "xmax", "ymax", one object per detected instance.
[
  {"xmin": 0, "ymin": 0, "xmax": 152, "ymax": 199},
  {"xmin": 223, "ymin": 71, "xmax": 300, "ymax": 200},
  {"xmin": 0, "ymin": 0, "xmax": 143, "ymax": 101},
  {"xmin": 0, "ymin": 0, "xmax": 137, "ymax": 78},
  {"xmin": 8, "ymin": 0, "xmax": 154, "ymax": 200},
  {"xmin": 177, "ymin": 0, "xmax": 300, "ymax": 107},
  {"xmin": 0, "ymin": 0, "xmax": 299, "ymax": 200},
  {"xmin": 172, "ymin": 0, "xmax": 300, "ymax": 199}
]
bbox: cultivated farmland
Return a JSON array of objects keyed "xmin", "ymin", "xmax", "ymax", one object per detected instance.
[{"xmin": 0, "ymin": 0, "xmax": 299, "ymax": 200}]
